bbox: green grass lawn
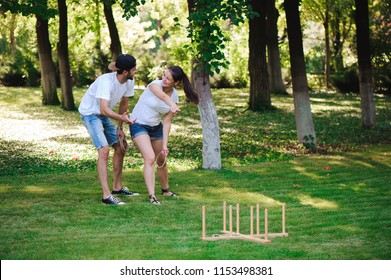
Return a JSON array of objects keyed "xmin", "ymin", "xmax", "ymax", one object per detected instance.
[{"xmin": 0, "ymin": 86, "xmax": 390, "ymax": 260}]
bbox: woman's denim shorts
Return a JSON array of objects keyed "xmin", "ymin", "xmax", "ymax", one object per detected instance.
[
  {"xmin": 81, "ymin": 114, "xmax": 117, "ymax": 149},
  {"xmin": 130, "ymin": 122, "xmax": 163, "ymax": 140}
]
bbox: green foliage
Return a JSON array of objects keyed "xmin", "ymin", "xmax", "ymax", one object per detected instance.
[
  {"xmin": 187, "ymin": 0, "xmax": 256, "ymax": 76},
  {"xmin": 0, "ymin": 0, "xmax": 58, "ymax": 18},
  {"xmin": 120, "ymin": 0, "xmax": 147, "ymax": 19},
  {"xmin": 303, "ymin": 134, "xmax": 316, "ymax": 151},
  {"xmin": 0, "ymin": 11, "xmax": 40, "ymax": 86},
  {"xmin": 371, "ymin": 0, "xmax": 391, "ymax": 94},
  {"xmin": 1, "ymin": 0, "xmax": 390, "ymax": 93}
]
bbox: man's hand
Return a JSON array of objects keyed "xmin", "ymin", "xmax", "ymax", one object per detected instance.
[
  {"xmin": 116, "ymin": 128, "xmax": 125, "ymax": 139},
  {"xmin": 119, "ymin": 110, "xmax": 136, "ymax": 125}
]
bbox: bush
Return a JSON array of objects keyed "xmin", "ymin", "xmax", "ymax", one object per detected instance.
[
  {"xmin": 331, "ymin": 67, "xmax": 359, "ymax": 93},
  {"xmin": 210, "ymin": 73, "xmax": 233, "ymax": 88},
  {"xmin": 0, "ymin": 54, "xmax": 40, "ymax": 87},
  {"xmin": 373, "ymin": 62, "xmax": 391, "ymax": 95},
  {"xmin": 374, "ymin": 71, "xmax": 391, "ymax": 95},
  {"xmin": 0, "ymin": 71, "xmax": 27, "ymax": 87}
]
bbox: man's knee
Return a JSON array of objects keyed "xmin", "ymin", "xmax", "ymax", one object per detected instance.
[{"xmin": 98, "ymin": 146, "xmax": 110, "ymax": 160}]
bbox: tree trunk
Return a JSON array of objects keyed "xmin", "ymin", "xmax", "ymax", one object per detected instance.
[
  {"xmin": 324, "ymin": 0, "xmax": 331, "ymax": 89},
  {"xmin": 35, "ymin": 14, "xmax": 60, "ymax": 106},
  {"xmin": 266, "ymin": 0, "xmax": 288, "ymax": 95},
  {"xmin": 10, "ymin": 13, "xmax": 16, "ymax": 59},
  {"xmin": 331, "ymin": 10, "xmax": 345, "ymax": 72},
  {"xmin": 248, "ymin": 0, "xmax": 272, "ymax": 111},
  {"xmin": 94, "ymin": 0, "xmax": 106, "ymax": 74},
  {"xmin": 103, "ymin": 1, "xmax": 122, "ymax": 61},
  {"xmin": 192, "ymin": 62, "xmax": 222, "ymax": 170},
  {"xmin": 354, "ymin": 0, "xmax": 376, "ymax": 128},
  {"xmin": 58, "ymin": 0, "xmax": 75, "ymax": 111},
  {"xmin": 187, "ymin": 0, "xmax": 221, "ymax": 170},
  {"xmin": 284, "ymin": 0, "xmax": 317, "ymax": 148}
]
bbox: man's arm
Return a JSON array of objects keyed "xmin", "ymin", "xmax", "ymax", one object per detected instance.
[
  {"xmin": 116, "ymin": 96, "xmax": 131, "ymax": 129},
  {"xmin": 100, "ymin": 99, "xmax": 133, "ymax": 125}
]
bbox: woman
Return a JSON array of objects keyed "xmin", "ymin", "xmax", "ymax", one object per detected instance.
[{"xmin": 129, "ymin": 66, "xmax": 199, "ymax": 204}]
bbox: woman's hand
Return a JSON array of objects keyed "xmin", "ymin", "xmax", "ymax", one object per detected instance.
[
  {"xmin": 161, "ymin": 147, "xmax": 169, "ymax": 156},
  {"xmin": 170, "ymin": 104, "xmax": 180, "ymax": 115}
]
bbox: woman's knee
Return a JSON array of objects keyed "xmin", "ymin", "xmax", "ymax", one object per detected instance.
[{"xmin": 144, "ymin": 154, "xmax": 156, "ymax": 166}]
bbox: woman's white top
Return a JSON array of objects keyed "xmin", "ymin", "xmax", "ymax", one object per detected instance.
[
  {"xmin": 78, "ymin": 72, "xmax": 134, "ymax": 115},
  {"xmin": 130, "ymin": 80, "xmax": 178, "ymax": 126}
]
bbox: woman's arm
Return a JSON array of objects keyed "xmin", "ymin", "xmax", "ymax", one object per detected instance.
[
  {"xmin": 161, "ymin": 112, "xmax": 173, "ymax": 156},
  {"xmin": 149, "ymin": 83, "xmax": 180, "ymax": 114}
]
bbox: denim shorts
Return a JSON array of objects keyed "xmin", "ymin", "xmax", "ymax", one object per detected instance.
[
  {"xmin": 81, "ymin": 114, "xmax": 118, "ymax": 149},
  {"xmin": 130, "ymin": 122, "xmax": 163, "ymax": 140}
]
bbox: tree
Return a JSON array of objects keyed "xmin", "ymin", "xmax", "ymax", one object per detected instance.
[
  {"xmin": 302, "ymin": 0, "xmax": 354, "ymax": 86},
  {"xmin": 9, "ymin": 13, "xmax": 17, "ymax": 60},
  {"xmin": 284, "ymin": 0, "xmax": 317, "ymax": 148},
  {"xmin": 185, "ymin": 0, "xmax": 255, "ymax": 169},
  {"xmin": 103, "ymin": 0, "xmax": 122, "ymax": 61},
  {"xmin": 187, "ymin": 0, "xmax": 222, "ymax": 169},
  {"xmin": 58, "ymin": 0, "xmax": 75, "ymax": 110},
  {"xmin": 354, "ymin": 0, "xmax": 375, "ymax": 128},
  {"xmin": 371, "ymin": 0, "xmax": 391, "ymax": 94},
  {"xmin": 36, "ymin": 11, "xmax": 60, "ymax": 105},
  {"xmin": 92, "ymin": 0, "xmax": 108, "ymax": 74},
  {"xmin": 2, "ymin": 0, "xmax": 60, "ymax": 104},
  {"xmin": 248, "ymin": 0, "xmax": 272, "ymax": 111},
  {"xmin": 266, "ymin": 0, "xmax": 288, "ymax": 95},
  {"xmin": 302, "ymin": 0, "xmax": 331, "ymax": 89},
  {"xmin": 329, "ymin": 1, "xmax": 354, "ymax": 73}
]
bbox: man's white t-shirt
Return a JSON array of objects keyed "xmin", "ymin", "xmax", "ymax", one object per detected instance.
[
  {"xmin": 130, "ymin": 80, "xmax": 178, "ymax": 126},
  {"xmin": 78, "ymin": 72, "xmax": 134, "ymax": 115}
]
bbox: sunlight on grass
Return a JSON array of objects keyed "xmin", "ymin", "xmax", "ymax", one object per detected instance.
[
  {"xmin": 335, "ymin": 225, "xmax": 360, "ymax": 233},
  {"xmin": 168, "ymin": 159, "xmax": 200, "ymax": 171},
  {"xmin": 311, "ymin": 97, "xmax": 361, "ymax": 114},
  {"xmin": 1, "ymin": 109, "xmax": 87, "ymax": 142},
  {"xmin": 183, "ymin": 187, "xmax": 282, "ymax": 208},
  {"xmin": 338, "ymin": 182, "xmax": 372, "ymax": 192},
  {"xmin": 296, "ymin": 194, "xmax": 339, "ymax": 210},
  {"xmin": 351, "ymin": 182, "xmax": 369, "ymax": 192},
  {"xmin": 170, "ymin": 123, "xmax": 202, "ymax": 138},
  {"xmin": 291, "ymin": 164, "xmax": 323, "ymax": 180},
  {"xmin": 354, "ymin": 160, "xmax": 381, "ymax": 168},
  {"xmin": 24, "ymin": 185, "xmax": 50, "ymax": 194}
]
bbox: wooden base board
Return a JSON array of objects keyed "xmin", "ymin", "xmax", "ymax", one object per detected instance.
[{"xmin": 201, "ymin": 231, "xmax": 288, "ymax": 244}]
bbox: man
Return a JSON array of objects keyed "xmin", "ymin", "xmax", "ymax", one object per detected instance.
[{"xmin": 79, "ymin": 54, "xmax": 139, "ymax": 205}]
